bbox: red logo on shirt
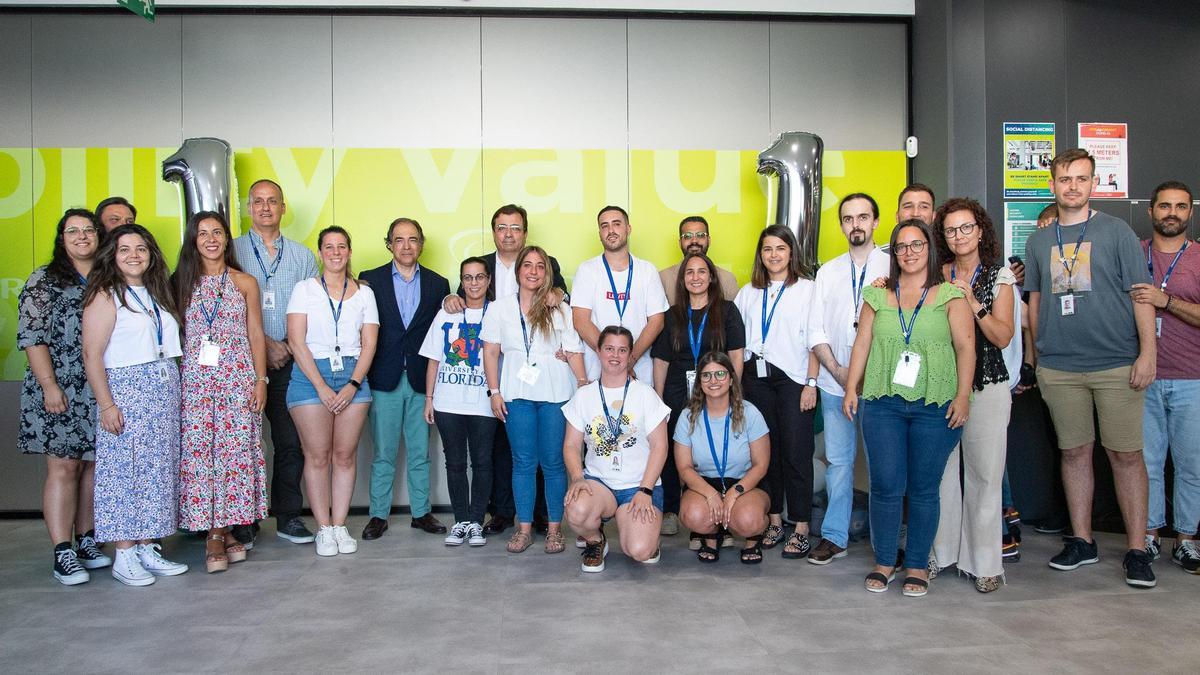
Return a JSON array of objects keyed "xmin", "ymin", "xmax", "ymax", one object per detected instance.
[{"xmin": 605, "ymin": 292, "xmax": 630, "ymax": 300}]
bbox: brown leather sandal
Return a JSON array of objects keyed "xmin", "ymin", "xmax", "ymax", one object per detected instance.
[
  {"xmin": 544, "ymin": 530, "xmax": 565, "ymax": 554},
  {"xmin": 506, "ymin": 529, "xmax": 533, "ymax": 553}
]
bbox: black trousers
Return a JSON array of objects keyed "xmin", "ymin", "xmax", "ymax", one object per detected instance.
[
  {"xmin": 265, "ymin": 358, "xmax": 305, "ymax": 522},
  {"xmin": 742, "ymin": 357, "xmax": 816, "ymax": 522},
  {"xmin": 488, "ymin": 421, "xmax": 548, "ymax": 519},
  {"xmin": 434, "ymin": 411, "xmax": 497, "ymax": 524}
]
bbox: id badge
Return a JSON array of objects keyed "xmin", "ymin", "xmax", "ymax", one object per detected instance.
[
  {"xmin": 329, "ymin": 351, "xmax": 344, "ymax": 373},
  {"xmin": 685, "ymin": 369, "xmax": 697, "ymax": 392},
  {"xmin": 611, "ymin": 452, "xmax": 621, "ymax": 471},
  {"xmin": 198, "ymin": 338, "xmax": 220, "ymax": 367},
  {"xmin": 892, "ymin": 351, "xmax": 921, "ymax": 388},
  {"xmin": 517, "ymin": 362, "xmax": 541, "ymax": 385},
  {"xmin": 157, "ymin": 360, "xmax": 172, "ymax": 383},
  {"xmin": 1156, "ymin": 317, "xmax": 1162, "ymax": 337},
  {"xmin": 1060, "ymin": 294, "xmax": 1075, "ymax": 316},
  {"xmin": 262, "ymin": 291, "xmax": 276, "ymax": 310},
  {"xmin": 755, "ymin": 358, "xmax": 769, "ymax": 379}
]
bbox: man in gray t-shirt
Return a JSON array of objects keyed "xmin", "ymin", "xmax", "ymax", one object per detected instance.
[{"xmin": 1025, "ymin": 148, "xmax": 1157, "ymax": 588}]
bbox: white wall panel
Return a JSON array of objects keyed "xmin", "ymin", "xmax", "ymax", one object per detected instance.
[
  {"xmin": 31, "ymin": 15, "xmax": 182, "ymax": 147},
  {"xmin": 0, "ymin": 15, "xmax": 32, "ymax": 147},
  {"xmin": 769, "ymin": 22, "xmax": 907, "ymax": 151},
  {"xmin": 481, "ymin": 17, "xmax": 628, "ymax": 149},
  {"xmin": 333, "ymin": 16, "xmax": 482, "ymax": 148},
  {"xmin": 627, "ymin": 19, "xmax": 770, "ymax": 150},
  {"xmin": 182, "ymin": 15, "xmax": 333, "ymax": 147}
]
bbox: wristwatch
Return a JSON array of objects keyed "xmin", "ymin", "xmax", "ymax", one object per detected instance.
[
  {"xmin": 348, "ymin": 379, "xmax": 362, "ymax": 390},
  {"xmin": 732, "ymin": 483, "xmax": 745, "ymax": 495},
  {"xmin": 256, "ymin": 375, "xmax": 269, "ymax": 384},
  {"xmin": 636, "ymin": 486, "xmax": 654, "ymax": 497},
  {"xmin": 488, "ymin": 389, "xmax": 501, "ymax": 398},
  {"xmin": 805, "ymin": 377, "xmax": 818, "ymax": 388},
  {"xmin": 975, "ymin": 306, "xmax": 988, "ymax": 319}
]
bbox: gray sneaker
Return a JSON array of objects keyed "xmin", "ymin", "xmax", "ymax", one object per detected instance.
[
  {"xmin": 467, "ymin": 522, "xmax": 486, "ymax": 547},
  {"xmin": 277, "ymin": 517, "xmax": 315, "ymax": 544},
  {"xmin": 445, "ymin": 521, "xmax": 469, "ymax": 546},
  {"xmin": 660, "ymin": 513, "xmax": 679, "ymax": 536}
]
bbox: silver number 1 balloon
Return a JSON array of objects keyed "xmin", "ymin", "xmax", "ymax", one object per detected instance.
[
  {"xmin": 757, "ymin": 131, "xmax": 824, "ymax": 270},
  {"xmin": 162, "ymin": 137, "xmax": 238, "ymax": 234}
]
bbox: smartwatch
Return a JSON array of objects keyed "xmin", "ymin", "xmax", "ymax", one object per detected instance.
[
  {"xmin": 488, "ymin": 389, "xmax": 501, "ymax": 398},
  {"xmin": 732, "ymin": 483, "xmax": 745, "ymax": 495},
  {"xmin": 348, "ymin": 379, "xmax": 362, "ymax": 390},
  {"xmin": 636, "ymin": 486, "xmax": 654, "ymax": 497},
  {"xmin": 805, "ymin": 377, "xmax": 818, "ymax": 388},
  {"xmin": 975, "ymin": 306, "xmax": 988, "ymax": 320}
]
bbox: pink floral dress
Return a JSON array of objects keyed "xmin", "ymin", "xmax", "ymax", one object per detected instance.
[{"xmin": 178, "ymin": 272, "xmax": 268, "ymax": 530}]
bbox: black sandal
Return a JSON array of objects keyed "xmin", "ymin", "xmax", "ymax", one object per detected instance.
[
  {"xmin": 761, "ymin": 524, "xmax": 784, "ymax": 549},
  {"xmin": 740, "ymin": 534, "xmax": 763, "ymax": 565},
  {"xmin": 781, "ymin": 531, "xmax": 811, "ymax": 559},
  {"xmin": 696, "ymin": 532, "xmax": 720, "ymax": 563},
  {"xmin": 864, "ymin": 570, "xmax": 896, "ymax": 593},
  {"xmin": 902, "ymin": 576, "xmax": 929, "ymax": 597}
]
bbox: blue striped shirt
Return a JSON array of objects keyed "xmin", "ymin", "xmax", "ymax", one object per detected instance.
[{"xmin": 233, "ymin": 230, "xmax": 319, "ymax": 341}]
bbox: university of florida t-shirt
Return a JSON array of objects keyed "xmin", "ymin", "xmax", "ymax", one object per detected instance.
[
  {"xmin": 418, "ymin": 305, "xmax": 493, "ymax": 417},
  {"xmin": 562, "ymin": 379, "xmax": 671, "ymax": 490}
]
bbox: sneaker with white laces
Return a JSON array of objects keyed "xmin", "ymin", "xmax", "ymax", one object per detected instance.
[
  {"xmin": 445, "ymin": 521, "xmax": 470, "ymax": 546},
  {"xmin": 332, "ymin": 526, "xmax": 357, "ymax": 554},
  {"xmin": 1145, "ymin": 535, "xmax": 1161, "ymax": 561},
  {"xmin": 467, "ymin": 522, "xmax": 486, "ymax": 547},
  {"xmin": 135, "ymin": 543, "xmax": 188, "ymax": 576},
  {"xmin": 315, "ymin": 526, "xmax": 338, "ymax": 557},
  {"xmin": 74, "ymin": 531, "xmax": 111, "ymax": 569},
  {"xmin": 53, "ymin": 545, "xmax": 89, "ymax": 586},
  {"xmin": 111, "ymin": 547, "xmax": 154, "ymax": 586},
  {"xmin": 1173, "ymin": 540, "xmax": 1200, "ymax": 574}
]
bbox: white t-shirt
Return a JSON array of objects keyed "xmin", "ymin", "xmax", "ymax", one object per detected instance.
[
  {"xmin": 418, "ymin": 305, "xmax": 493, "ymax": 418},
  {"xmin": 570, "ymin": 253, "xmax": 669, "ymax": 382},
  {"xmin": 807, "ymin": 247, "xmax": 891, "ymax": 396},
  {"xmin": 479, "ymin": 294, "xmax": 583, "ymax": 403},
  {"xmin": 103, "ymin": 287, "xmax": 184, "ymax": 369},
  {"xmin": 493, "ymin": 256, "xmax": 518, "ymax": 300},
  {"xmin": 734, "ymin": 278, "xmax": 818, "ymax": 385},
  {"xmin": 562, "ymin": 378, "xmax": 671, "ymax": 490},
  {"xmin": 286, "ymin": 278, "xmax": 379, "ymax": 360}
]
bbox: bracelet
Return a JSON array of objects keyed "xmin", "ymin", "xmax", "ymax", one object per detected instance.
[
  {"xmin": 425, "ymin": 394, "xmax": 434, "ymax": 399},
  {"xmin": 99, "ymin": 402, "xmax": 117, "ymax": 413},
  {"xmin": 37, "ymin": 374, "xmax": 56, "ymax": 383},
  {"xmin": 1165, "ymin": 295, "xmax": 1174, "ymax": 312}
]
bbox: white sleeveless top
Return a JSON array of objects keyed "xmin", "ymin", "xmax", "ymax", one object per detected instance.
[{"xmin": 102, "ymin": 286, "xmax": 184, "ymax": 369}]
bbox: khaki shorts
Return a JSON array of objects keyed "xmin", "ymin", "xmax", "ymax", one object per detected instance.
[{"xmin": 1036, "ymin": 365, "xmax": 1144, "ymax": 452}]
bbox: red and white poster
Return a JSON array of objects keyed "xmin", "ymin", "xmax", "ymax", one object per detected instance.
[{"xmin": 1078, "ymin": 122, "xmax": 1128, "ymax": 199}]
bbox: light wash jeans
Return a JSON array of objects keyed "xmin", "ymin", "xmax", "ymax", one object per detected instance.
[
  {"xmin": 1143, "ymin": 379, "xmax": 1200, "ymax": 535},
  {"xmin": 819, "ymin": 391, "xmax": 862, "ymax": 548}
]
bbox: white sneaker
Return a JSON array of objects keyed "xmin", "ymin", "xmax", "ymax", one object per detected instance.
[
  {"xmin": 332, "ymin": 525, "xmax": 357, "ymax": 554},
  {"xmin": 135, "ymin": 543, "xmax": 188, "ymax": 576},
  {"xmin": 467, "ymin": 522, "xmax": 486, "ymax": 547},
  {"xmin": 445, "ymin": 521, "xmax": 469, "ymax": 546},
  {"xmin": 111, "ymin": 547, "xmax": 154, "ymax": 587},
  {"xmin": 315, "ymin": 526, "xmax": 338, "ymax": 557}
]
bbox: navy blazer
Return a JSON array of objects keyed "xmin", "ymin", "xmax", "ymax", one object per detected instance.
[
  {"xmin": 455, "ymin": 251, "xmax": 568, "ymax": 299},
  {"xmin": 360, "ymin": 263, "xmax": 450, "ymax": 394}
]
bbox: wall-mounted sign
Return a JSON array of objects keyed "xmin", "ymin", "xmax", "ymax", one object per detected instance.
[{"xmin": 1078, "ymin": 122, "xmax": 1128, "ymax": 199}]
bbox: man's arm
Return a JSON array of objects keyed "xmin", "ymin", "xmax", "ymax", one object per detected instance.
[
  {"xmin": 1131, "ymin": 283, "xmax": 1200, "ymax": 328},
  {"xmin": 550, "ymin": 256, "xmax": 569, "ymax": 297},
  {"xmin": 572, "ymin": 307, "xmax": 600, "ymax": 351},
  {"xmin": 1129, "ymin": 299, "xmax": 1157, "ymax": 390},
  {"xmin": 632, "ymin": 312, "xmax": 665, "ymax": 364}
]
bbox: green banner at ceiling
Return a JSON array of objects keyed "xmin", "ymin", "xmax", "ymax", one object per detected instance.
[{"xmin": 117, "ymin": 0, "xmax": 155, "ymax": 22}]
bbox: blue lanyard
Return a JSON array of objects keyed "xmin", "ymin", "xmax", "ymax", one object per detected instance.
[
  {"xmin": 597, "ymin": 378, "xmax": 630, "ymax": 443},
  {"xmin": 760, "ymin": 283, "xmax": 786, "ymax": 344},
  {"xmin": 850, "ymin": 260, "xmax": 868, "ymax": 320},
  {"xmin": 77, "ymin": 271, "xmax": 88, "ymax": 287},
  {"xmin": 1147, "ymin": 241, "xmax": 1189, "ymax": 292},
  {"xmin": 321, "ymin": 275, "xmax": 347, "ymax": 352},
  {"xmin": 686, "ymin": 305, "xmax": 709, "ymax": 367},
  {"xmin": 518, "ymin": 311, "xmax": 535, "ymax": 362},
  {"xmin": 950, "ymin": 264, "xmax": 981, "ymax": 287},
  {"xmin": 251, "ymin": 235, "xmax": 284, "ymax": 285},
  {"xmin": 1054, "ymin": 212, "xmax": 1093, "ymax": 292},
  {"xmin": 198, "ymin": 271, "xmax": 228, "ymax": 335},
  {"xmin": 128, "ymin": 287, "xmax": 164, "ymax": 358},
  {"xmin": 702, "ymin": 407, "xmax": 731, "ymax": 484},
  {"xmin": 461, "ymin": 300, "xmax": 489, "ymax": 352},
  {"xmin": 601, "ymin": 255, "xmax": 633, "ymax": 323},
  {"xmin": 895, "ymin": 286, "xmax": 930, "ymax": 345}
]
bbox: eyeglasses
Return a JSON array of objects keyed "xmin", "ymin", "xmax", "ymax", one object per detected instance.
[
  {"xmin": 699, "ymin": 370, "xmax": 729, "ymax": 382},
  {"xmin": 460, "ymin": 273, "xmax": 490, "ymax": 283},
  {"xmin": 64, "ymin": 226, "xmax": 98, "ymax": 237},
  {"xmin": 495, "ymin": 224, "xmax": 526, "ymax": 233},
  {"xmin": 250, "ymin": 198, "xmax": 280, "ymax": 208},
  {"xmin": 893, "ymin": 240, "xmax": 927, "ymax": 255},
  {"xmin": 942, "ymin": 222, "xmax": 977, "ymax": 238},
  {"xmin": 680, "ymin": 231, "xmax": 709, "ymax": 241}
]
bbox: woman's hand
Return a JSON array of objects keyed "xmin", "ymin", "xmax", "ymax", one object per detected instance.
[
  {"xmin": 721, "ymin": 490, "xmax": 740, "ymax": 525},
  {"xmin": 42, "ymin": 382, "xmax": 67, "ymax": 414},
  {"xmin": 249, "ymin": 380, "xmax": 267, "ymax": 413},
  {"xmin": 489, "ymin": 392, "xmax": 507, "ymax": 422},
  {"xmin": 950, "ymin": 279, "xmax": 980, "ymax": 308},
  {"xmin": 317, "ymin": 384, "xmax": 339, "ymax": 413},
  {"xmin": 99, "ymin": 404, "xmax": 124, "ymax": 435},
  {"xmin": 423, "ymin": 397, "xmax": 434, "ymax": 425},
  {"xmin": 330, "ymin": 384, "xmax": 357, "ymax": 415},
  {"xmin": 705, "ymin": 490, "xmax": 724, "ymax": 526},
  {"xmin": 800, "ymin": 385, "xmax": 817, "ymax": 412},
  {"xmin": 628, "ymin": 491, "xmax": 658, "ymax": 524},
  {"xmin": 842, "ymin": 391, "xmax": 859, "ymax": 420},
  {"xmin": 870, "ymin": 276, "xmax": 888, "ymax": 289},
  {"xmin": 564, "ymin": 477, "xmax": 593, "ymax": 505},
  {"xmin": 946, "ymin": 394, "xmax": 970, "ymax": 429}
]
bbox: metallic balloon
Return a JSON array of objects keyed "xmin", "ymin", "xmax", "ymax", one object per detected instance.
[
  {"xmin": 162, "ymin": 137, "xmax": 238, "ymax": 233},
  {"xmin": 757, "ymin": 132, "xmax": 824, "ymax": 270}
]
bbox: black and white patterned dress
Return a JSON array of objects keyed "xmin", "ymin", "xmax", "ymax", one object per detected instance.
[{"xmin": 16, "ymin": 266, "xmax": 95, "ymax": 460}]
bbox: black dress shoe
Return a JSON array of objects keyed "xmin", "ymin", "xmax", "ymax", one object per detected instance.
[
  {"xmin": 361, "ymin": 517, "xmax": 388, "ymax": 540},
  {"xmin": 411, "ymin": 513, "xmax": 447, "ymax": 534},
  {"xmin": 482, "ymin": 515, "xmax": 513, "ymax": 534}
]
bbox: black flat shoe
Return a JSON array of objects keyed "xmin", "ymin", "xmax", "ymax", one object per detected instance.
[
  {"xmin": 483, "ymin": 515, "xmax": 513, "ymax": 534},
  {"xmin": 411, "ymin": 514, "xmax": 447, "ymax": 534},
  {"xmin": 361, "ymin": 517, "xmax": 388, "ymax": 540}
]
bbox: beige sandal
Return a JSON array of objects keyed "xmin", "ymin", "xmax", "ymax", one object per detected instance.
[
  {"xmin": 225, "ymin": 538, "xmax": 247, "ymax": 564},
  {"xmin": 206, "ymin": 534, "xmax": 229, "ymax": 574},
  {"xmin": 544, "ymin": 530, "xmax": 565, "ymax": 554},
  {"xmin": 506, "ymin": 529, "xmax": 533, "ymax": 553}
]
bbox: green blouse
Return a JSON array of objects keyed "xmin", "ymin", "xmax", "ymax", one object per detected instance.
[{"xmin": 861, "ymin": 282, "xmax": 963, "ymax": 405}]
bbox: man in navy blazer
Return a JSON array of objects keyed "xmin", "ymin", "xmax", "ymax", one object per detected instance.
[{"xmin": 361, "ymin": 217, "xmax": 451, "ymax": 540}]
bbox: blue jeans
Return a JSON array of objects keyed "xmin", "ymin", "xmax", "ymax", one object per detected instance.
[
  {"xmin": 820, "ymin": 391, "xmax": 861, "ymax": 548},
  {"xmin": 505, "ymin": 399, "xmax": 567, "ymax": 523},
  {"xmin": 1143, "ymin": 379, "xmax": 1200, "ymax": 535},
  {"xmin": 862, "ymin": 396, "xmax": 963, "ymax": 567}
]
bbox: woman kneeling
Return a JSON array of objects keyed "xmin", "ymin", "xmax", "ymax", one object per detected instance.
[{"xmin": 675, "ymin": 352, "xmax": 770, "ymax": 563}]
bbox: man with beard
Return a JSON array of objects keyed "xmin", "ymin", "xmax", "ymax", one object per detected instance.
[
  {"xmin": 896, "ymin": 183, "xmax": 935, "ymax": 225},
  {"xmin": 658, "ymin": 216, "xmax": 739, "ymax": 304},
  {"xmin": 1024, "ymin": 148, "xmax": 1157, "ymax": 588},
  {"xmin": 1130, "ymin": 180, "xmax": 1200, "ymax": 575},
  {"xmin": 806, "ymin": 193, "xmax": 890, "ymax": 564}
]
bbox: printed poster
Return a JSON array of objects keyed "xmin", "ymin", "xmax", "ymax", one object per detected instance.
[
  {"xmin": 1004, "ymin": 201, "xmax": 1052, "ymax": 262},
  {"xmin": 1003, "ymin": 122, "xmax": 1055, "ymax": 198},
  {"xmin": 1078, "ymin": 122, "xmax": 1128, "ymax": 199}
]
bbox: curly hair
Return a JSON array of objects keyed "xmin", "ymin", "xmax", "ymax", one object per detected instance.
[
  {"xmin": 46, "ymin": 208, "xmax": 101, "ymax": 287},
  {"xmin": 83, "ymin": 223, "xmax": 180, "ymax": 324},
  {"xmin": 685, "ymin": 350, "xmax": 746, "ymax": 435},
  {"xmin": 933, "ymin": 197, "xmax": 1002, "ymax": 266}
]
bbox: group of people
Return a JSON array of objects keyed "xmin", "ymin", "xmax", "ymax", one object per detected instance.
[{"xmin": 18, "ymin": 149, "xmax": 1199, "ymax": 596}]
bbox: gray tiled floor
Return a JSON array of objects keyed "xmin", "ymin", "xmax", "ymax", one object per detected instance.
[{"xmin": 0, "ymin": 517, "xmax": 1197, "ymax": 673}]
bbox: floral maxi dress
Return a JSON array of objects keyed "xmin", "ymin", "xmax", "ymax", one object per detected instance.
[{"xmin": 178, "ymin": 273, "xmax": 268, "ymax": 530}]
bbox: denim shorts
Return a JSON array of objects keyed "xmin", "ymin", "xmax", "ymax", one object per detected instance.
[
  {"xmin": 286, "ymin": 356, "xmax": 372, "ymax": 409},
  {"xmin": 584, "ymin": 473, "xmax": 664, "ymax": 518}
]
